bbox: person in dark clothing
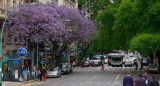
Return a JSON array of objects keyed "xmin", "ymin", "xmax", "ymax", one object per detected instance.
[
  {"xmin": 134, "ymin": 59, "xmax": 138, "ymax": 70},
  {"xmin": 123, "ymin": 71, "xmax": 133, "ymax": 86},
  {"xmin": 150, "ymin": 76, "xmax": 159, "ymax": 86},
  {"xmin": 140, "ymin": 58, "xmax": 143, "ymax": 70},
  {"xmin": 39, "ymin": 68, "xmax": 42, "ymax": 81},
  {"xmin": 135, "ymin": 74, "xmax": 146, "ymax": 86}
]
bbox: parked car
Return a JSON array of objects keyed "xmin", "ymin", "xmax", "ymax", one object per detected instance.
[
  {"xmin": 46, "ymin": 67, "xmax": 61, "ymax": 78},
  {"xmin": 61, "ymin": 63, "xmax": 73, "ymax": 74},
  {"xmin": 148, "ymin": 64, "xmax": 159, "ymax": 73},
  {"xmin": 83, "ymin": 61, "xmax": 90, "ymax": 67}
]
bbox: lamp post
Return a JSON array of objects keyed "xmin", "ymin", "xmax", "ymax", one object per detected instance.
[
  {"xmin": 0, "ymin": 3, "xmax": 37, "ymax": 86},
  {"xmin": 36, "ymin": 23, "xmax": 39, "ymax": 69}
]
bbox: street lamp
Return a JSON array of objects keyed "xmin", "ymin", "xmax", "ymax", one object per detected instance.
[{"xmin": 0, "ymin": 3, "xmax": 37, "ymax": 86}]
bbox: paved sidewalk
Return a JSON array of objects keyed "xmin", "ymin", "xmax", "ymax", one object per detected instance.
[{"xmin": 2, "ymin": 79, "xmax": 38, "ymax": 86}]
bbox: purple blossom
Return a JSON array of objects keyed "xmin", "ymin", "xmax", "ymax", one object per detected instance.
[{"xmin": 5, "ymin": 3, "xmax": 97, "ymax": 48}]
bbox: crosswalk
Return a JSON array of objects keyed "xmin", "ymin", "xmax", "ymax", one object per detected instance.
[{"xmin": 74, "ymin": 66, "xmax": 146, "ymax": 72}]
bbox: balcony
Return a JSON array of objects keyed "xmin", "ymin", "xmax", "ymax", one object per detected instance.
[
  {"xmin": 70, "ymin": 0, "xmax": 76, "ymax": 4},
  {"xmin": 0, "ymin": 8, "xmax": 7, "ymax": 19}
]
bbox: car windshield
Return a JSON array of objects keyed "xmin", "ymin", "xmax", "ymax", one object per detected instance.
[
  {"xmin": 150, "ymin": 65, "xmax": 157, "ymax": 68},
  {"xmin": 62, "ymin": 64, "xmax": 67, "ymax": 68},
  {"xmin": 93, "ymin": 58, "xmax": 100, "ymax": 60},
  {"xmin": 48, "ymin": 67, "xmax": 56, "ymax": 71}
]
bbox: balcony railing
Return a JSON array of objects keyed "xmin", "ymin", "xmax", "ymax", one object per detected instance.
[
  {"xmin": 70, "ymin": 0, "xmax": 76, "ymax": 4},
  {"xmin": 0, "ymin": 8, "xmax": 7, "ymax": 14}
]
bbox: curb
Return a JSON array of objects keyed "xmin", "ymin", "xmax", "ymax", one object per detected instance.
[
  {"xmin": 23, "ymin": 80, "xmax": 34, "ymax": 85},
  {"xmin": 12, "ymin": 79, "xmax": 38, "ymax": 86}
]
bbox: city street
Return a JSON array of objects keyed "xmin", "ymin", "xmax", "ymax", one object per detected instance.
[{"xmin": 25, "ymin": 64, "xmax": 160, "ymax": 86}]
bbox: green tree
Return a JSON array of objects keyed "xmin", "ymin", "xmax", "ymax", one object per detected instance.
[{"xmin": 78, "ymin": 0, "xmax": 110, "ymax": 19}]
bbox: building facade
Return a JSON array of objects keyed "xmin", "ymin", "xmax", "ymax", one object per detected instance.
[{"xmin": 0, "ymin": 0, "xmax": 26, "ymax": 55}]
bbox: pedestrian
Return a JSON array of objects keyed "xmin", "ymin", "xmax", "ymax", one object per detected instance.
[
  {"xmin": 39, "ymin": 68, "xmax": 42, "ymax": 81},
  {"xmin": 144, "ymin": 73, "xmax": 150, "ymax": 86},
  {"xmin": 42, "ymin": 67, "xmax": 47, "ymax": 81},
  {"xmin": 149, "ymin": 76, "xmax": 159, "ymax": 86},
  {"xmin": 140, "ymin": 58, "xmax": 143, "ymax": 70},
  {"xmin": 34, "ymin": 66, "xmax": 37, "ymax": 78},
  {"xmin": 101, "ymin": 63, "xmax": 104, "ymax": 71},
  {"xmin": 22, "ymin": 68, "xmax": 27, "ymax": 82},
  {"xmin": 73, "ymin": 61, "xmax": 76, "ymax": 68},
  {"xmin": 135, "ymin": 74, "xmax": 146, "ymax": 86},
  {"xmin": 134, "ymin": 59, "xmax": 138, "ymax": 70},
  {"xmin": 26, "ymin": 67, "xmax": 30, "ymax": 80},
  {"xmin": 123, "ymin": 71, "xmax": 133, "ymax": 86}
]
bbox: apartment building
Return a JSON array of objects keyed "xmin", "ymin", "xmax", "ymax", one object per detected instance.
[{"xmin": 0, "ymin": 0, "xmax": 26, "ymax": 55}]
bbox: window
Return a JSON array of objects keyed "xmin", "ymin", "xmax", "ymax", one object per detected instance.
[{"xmin": 31, "ymin": 0, "xmax": 33, "ymax": 3}]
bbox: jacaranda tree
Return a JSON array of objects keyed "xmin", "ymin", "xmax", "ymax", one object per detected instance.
[{"xmin": 5, "ymin": 3, "xmax": 97, "ymax": 51}]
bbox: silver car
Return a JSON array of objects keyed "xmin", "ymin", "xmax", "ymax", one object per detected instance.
[{"xmin": 47, "ymin": 67, "xmax": 61, "ymax": 78}]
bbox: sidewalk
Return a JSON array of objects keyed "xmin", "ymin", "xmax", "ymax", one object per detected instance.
[{"xmin": 2, "ymin": 79, "xmax": 38, "ymax": 86}]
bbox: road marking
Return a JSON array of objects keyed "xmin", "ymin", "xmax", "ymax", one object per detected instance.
[
  {"xmin": 111, "ymin": 70, "xmax": 122, "ymax": 86},
  {"xmin": 78, "ymin": 75, "xmax": 98, "ymax": 86}
]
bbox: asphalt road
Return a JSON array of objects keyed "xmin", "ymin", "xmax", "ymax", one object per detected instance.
[{"xmin": 25, "ymin": 64, "xmax": 160, "ymax": 86}]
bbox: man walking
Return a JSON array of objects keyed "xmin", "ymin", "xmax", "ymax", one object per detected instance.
[
  {"xmin": 140, "ymin": 58, "xmax": 143, "ymax": 70},
  {"xmin": 134, "ymin": 59, "xmax": 138, "ymax": 70},
  {"xmin": 135, "ymin": 74, "xmax": 146, "ymax": 86},
  {"xmin": 150, "ymin": 76, "xmax": 159, "ymax": 86},
  {"xmin": 123, "ymin": 71, "xmax": 133, "ymax": 86}
]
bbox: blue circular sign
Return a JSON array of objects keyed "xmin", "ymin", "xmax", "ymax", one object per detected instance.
[{"xmin": 17, "ymin": 48, "xmax": 27, "ymax": 57}]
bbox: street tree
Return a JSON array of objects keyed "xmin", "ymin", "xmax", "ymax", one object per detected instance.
[
  {"xmin": 78, "ymin": 0, "xmax": 110, "ymax": 20},
  {"xmin": 5, "ymin": 3, "xmax": 96, "ymax": 49},
  {"xmin": 5, "ymin": 3, "xmax": 63, "ymax": 51}
]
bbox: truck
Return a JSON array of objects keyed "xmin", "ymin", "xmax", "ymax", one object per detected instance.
[{"xmin": 92, "ymin": 55, "xmax": 102, "ymax": 66}]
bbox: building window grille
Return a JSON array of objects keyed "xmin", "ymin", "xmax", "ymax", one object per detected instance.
[{"xmin": 70, "ymin": 0, "xmax": 75, "ymax": 4}]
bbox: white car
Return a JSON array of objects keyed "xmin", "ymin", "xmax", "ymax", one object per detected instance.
[{"xmin": 125, "ymin": 59, "xmax": 134, "ymax": 67}]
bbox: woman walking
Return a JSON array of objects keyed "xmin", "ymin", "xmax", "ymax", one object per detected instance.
[
  {"xmin": 42, "ymin": 67, "xmax": 47, "ymax": 81},
  {"xmin": 22, "ymin": 68, "xmax": 27, "ymax": 82}
]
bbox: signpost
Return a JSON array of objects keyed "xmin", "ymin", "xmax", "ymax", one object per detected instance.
[{"xmin": 17, "ymin": 48, "xmax": 27, "ymax": 57}]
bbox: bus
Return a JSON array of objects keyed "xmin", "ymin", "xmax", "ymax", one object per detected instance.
[{"xmin": 107, "ymin": 53, "xmax": 123, "ymax": 67}]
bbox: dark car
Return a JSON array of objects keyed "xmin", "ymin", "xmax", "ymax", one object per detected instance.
[
  {"xmin": 142, "ymin": 58, "xmax": 149, "ymax": 66},
  {"xmin": 60, "ymin": 63, "xmax": 73, "ymax": 74}
]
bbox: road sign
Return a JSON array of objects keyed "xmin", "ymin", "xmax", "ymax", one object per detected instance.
[{"xmin": 17, "ymin": 48, "xmax": 27, "ymax": 57}]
